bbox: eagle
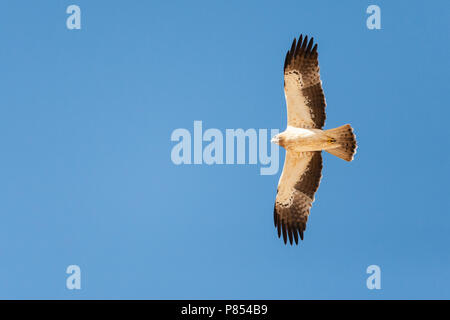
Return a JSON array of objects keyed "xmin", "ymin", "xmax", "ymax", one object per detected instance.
[{"xmin": 271, "ymin": 35, "xmax": 357, "ymax": 245}]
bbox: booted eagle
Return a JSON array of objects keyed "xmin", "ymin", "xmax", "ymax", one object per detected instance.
[{"xmin": 271, "ymin": 35, "xmax": 357, "ymax": 245}]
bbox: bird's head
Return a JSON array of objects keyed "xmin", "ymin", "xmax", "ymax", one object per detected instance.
[
  {"xmin": 271, "ymin": 134, "xmax": 282, "ymax": 146},
  {"xmin": 271, "ymin": 133, "xmax": 287, "ymax": 147}
]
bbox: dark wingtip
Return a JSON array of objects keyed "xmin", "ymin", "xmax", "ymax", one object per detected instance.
[
  {"xmin": 290, "ymin": 38, "xmax": 297, "ymax": 53},
  {"xmin": 293, "ymin": 229, "xmax": 299, "ymax": 245},
  {"xmin": 306, "ymin": 37, "xmax": 314, "ymax": 55},
  {"xmin": 288, "ymin": 226, "xmax": 293, "ymax": 245},
  {"xmin": 295, "ymin": 34, "xmax": 303, "ymax": 55},
  {"xmin": 285, "ymin": 34, "xmax": 319, "ymax": 71},
  {"xmin": 284, "ymin": 51, "xmax": 289, "ymax": 70},
  {"xmin": 275, "ymin": 224, "xmax": 304, "ymax": 245},
  {"xmin": 274, "ymin": 207, "xmax": 277, "ymax": 228},
  {"xmin": 277, "ymin": 220, "xmax": 281, "ymax": 238}
]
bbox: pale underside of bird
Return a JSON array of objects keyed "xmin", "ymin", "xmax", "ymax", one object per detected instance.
[{"xmin": 271, "ymin": 35, "xmax": 357, "ymax": 245}]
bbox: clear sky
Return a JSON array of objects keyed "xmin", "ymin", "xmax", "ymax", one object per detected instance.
[{"xmin": 0, "ymin": 0, "xmax": 449, "ymax": 299}]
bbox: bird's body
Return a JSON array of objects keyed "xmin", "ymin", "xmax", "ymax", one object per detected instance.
[
  {"xmin": 272, "ymin": 35, "xmax": 357, "ymax": 245},
  {"xmin": 274, "ymin": 126, "xmax": 334, "ymax": 153}
]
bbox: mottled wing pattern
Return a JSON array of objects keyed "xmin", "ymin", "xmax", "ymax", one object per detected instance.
[
  {"xmin": 274, "ymin": 151, "xmax": 323, "ymax": 245},
  {"xmin": 284, "ymin": 35, "xmax": 326, "ymax": 129}
]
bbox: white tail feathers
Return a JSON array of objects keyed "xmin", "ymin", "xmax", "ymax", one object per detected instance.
[{"xmin": 325, "ymin": 124, "xmax": 357, "ymax": 161}]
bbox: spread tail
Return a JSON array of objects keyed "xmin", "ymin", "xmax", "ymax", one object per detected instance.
[{"xmin": 324, "ymin": 124, "xmax": 357, "ymax": 161}]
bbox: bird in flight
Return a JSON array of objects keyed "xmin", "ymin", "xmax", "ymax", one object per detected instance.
[{"xmin": 271, "ymin": 35, "xmax": 357, "ymax": 245}]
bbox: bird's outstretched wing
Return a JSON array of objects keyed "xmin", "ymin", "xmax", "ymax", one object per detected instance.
[
  {"xmin": 274, "ymin": 151, "xmax": 323, "ymax": 245},
  {"xmin": 284, "ymin": 35, "xmax": 326, "ymax": 129}
]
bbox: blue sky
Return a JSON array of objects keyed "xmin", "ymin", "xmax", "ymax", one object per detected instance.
[{"xmin": 0, "ymin": 0, "xmax": 449, "ymax": 299}]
